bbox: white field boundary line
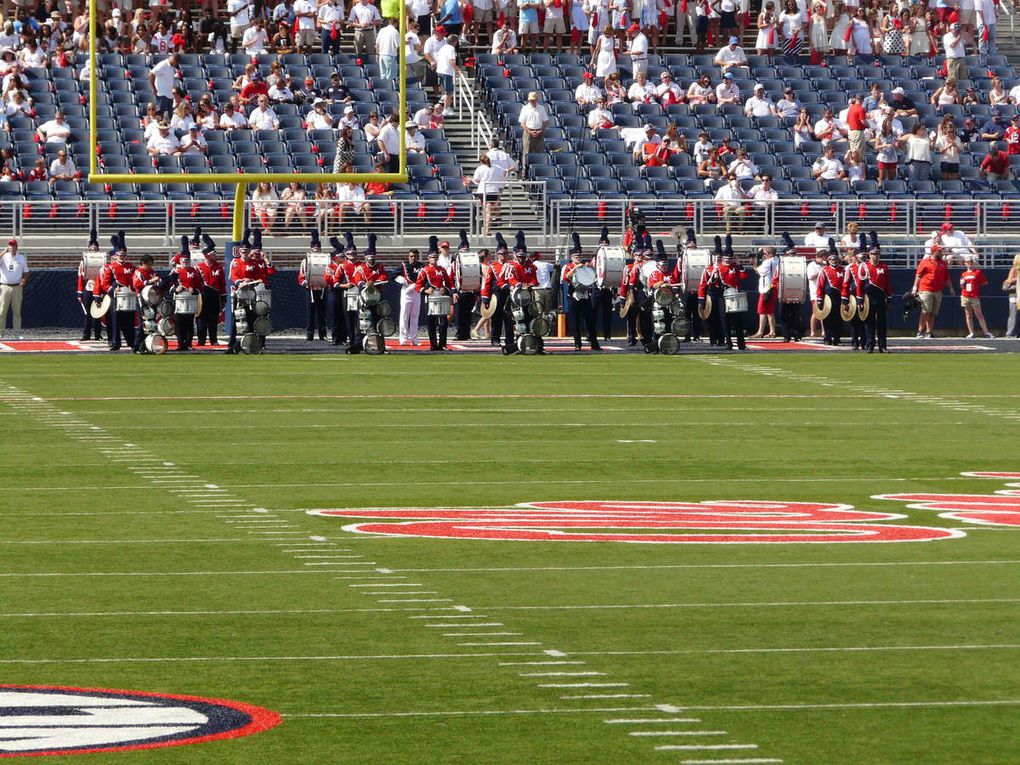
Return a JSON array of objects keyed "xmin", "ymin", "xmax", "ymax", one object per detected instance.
[
  {"xmin": 0, "ymin": 383, "xmax": 771, "ymax": 761},
  {"xmin": 0, "ymin": 393, "xmax": 928, "ymax": 402},
  {"xmin": 683, "ymin": 356, "xmax": 1020, "ymax": 424}
]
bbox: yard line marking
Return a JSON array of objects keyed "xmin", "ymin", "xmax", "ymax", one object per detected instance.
[
  {"xmin": 387, "ymin": 561, "xmax": 1020, "ymax": 575},
  {"xmin": 0, "ymin": 651, "xmax": 551, "ymax": 665},
  {"xmin": 0, "ymin": 607, "xmax": 465, "ymax": 618},
  {"xmin": 303, "ymin": 562, "xmax": 375, "ymax": 566},
  {"xmin": 296, "ymin": 556, "xmax": 369, "ymax": 560},
  {"xmin": 544, "ymin": 650, "xmax": 567, "ymax": 657},
  {"xmin": 678, "ymin": 759, "xmax": 781, "ymax": 764},
  {"xmin": 479, "ymin": 597, "xmax": 1020, "ymax": 612},
  {"xmin": 284, "ymin": 706, "xmax": 668, "ymax": 719},
  {"xmin": 629, "ymin": 731, "xmax": 727, "ymax": 737},
  {"xmin": 350, "ymin": 583, "xmax": 423, "ymax": 588},
  {"xmin": 656, "ymin": 750, "xmax": 762, "ymax": 754},
  {"xmin": 410, "ymin": 615, "xmax": 488, "ymax": 620},
  {"xmin": 426, "ymin": 623, "xmax": 505, "ymax": 628},
  {"xmin": 378, "ymin": 599, "xmax": 453, "ymax": 603},
  {"xmin": 674, "ymin": 700, "xmax": 1020, "ymax": 712},
  {"xmin": 561, "ymin": 694, "xmax": 652, "ymax": 700},
  {"xmin": 499, "ymin": 661, "xmax": 586, "ymax": 666},
  {"xmin": 0, "ymin": 538, "xmax": 266, "ymax": 546},
  {"xmin": 604, "ymin": 718, "xmax": 701, "ymax": 724},
  {"xmin": 0, "ymin": 569, "xmax": 333, "ymax": 578},
  {"xmin": 458, "ymin": 642, "xmax": 541, "ymax": 646},
  {"xmin": 537, "ymin": 683, "xmax": 629, "ymax": 688},
  {"xmin": 444, "ymin": 632, "xmax": 522, "ymax": 637},
  {"xmin": 521, "ymin": 672, "xmax": 605, "ymax": 677}
]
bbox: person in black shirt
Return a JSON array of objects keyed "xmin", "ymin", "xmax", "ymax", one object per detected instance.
[
  {"xmin": 890, "ymin": 88, "xmax": 917, "ymax": 118},
  {"xmin": 958, "ymin": 116, "xmax": 978, "ymax": 144},
  {"xmin": 980, "ymin": 111, "xmax": 1006, "ymax": 142}
]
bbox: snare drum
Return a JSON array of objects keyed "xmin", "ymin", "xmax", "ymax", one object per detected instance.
[
  {"xmin": 595, "ymin": 246, "xmax": 626, "ymax": 288},
  {"xmin": 115, "ymin": 288, "xmax": 137, "ymax": 312},
  {"xmin": 157, "ymin": 316, "xmax": 176, "ymax": 336},
  {"xmin": 723, "ymin": 287, "xmax": 748, "ymax": 314},
  {"xmin": 375, "ymin": 301, "xmax": 392, "ymax": 318},
  {"xmin": 174, "ymin": 292, "xmax": 198, "ymax": 315},
  {"xmin": 345, "ymin": 291, "xmax": 361, "ymax": 312},
  {"xmin": 144, "ymin": 335, "xmax": 168, "ymax": 355},
  {"xmin": 252, "ymin": 299, "xmax": 270, "ymax": 318},
  {"xmin": 658, "ymin": 333, "xmax": 680, "ymax": 355},
  {"xmin": 681, "ymin": 248, "xmax": 711, "ymax": 293},
  {"xmin": 778, "ymin": 255, "xmax": 808, "ymax": 304},
  {"xmin": 571, "ymin": 265, "xmax": 596, "ymax": 297},
  {"xmin": 305, "ymin": 252, "xmax": 330, "ymax": 290},
  {"xmin": 239, "ymin": 333, "xmax": 261, "ymax": 354},
  {"xmin": 511, "ymin": 286, "xmax": 533, "ymax": 307},
  {"xmin": 455, "ymin": 252, "xmax": 482, "ymax": 292},
  {"xmin": 529, "ymin": 316, "xmax": 550, "ymax": 336},
  {"xmin": 427, "ymin": 293, "xmax": 452, "ymax": 316}
]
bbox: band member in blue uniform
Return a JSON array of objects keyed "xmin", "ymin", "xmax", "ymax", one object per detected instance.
[
  {"xmin": 561, "ymin": 232, "xmax": 601, "ymax": 351},
  {"xmin": 300, "ymin": 229, "xmax": 328, "ymax": 341}
]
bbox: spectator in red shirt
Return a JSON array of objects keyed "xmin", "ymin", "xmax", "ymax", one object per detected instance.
[
  {"xmin": 960, "ymin": 255, "xmax": 993, "ymax": 338},
  {"xmin": 980, "ymin": 144, "xmax": 1011, "ymax": 181},
  {"xmin": 240, "ymin": 72, "xmax": 270, "ymax": 105},
  {"xmin": 911, "ymin": 247, "xmax": 956, "ymax": 338},
  {"xmin": 1004, "ymin": 115, "xmax": 1020, "ymax": 155},
  {"xmin": 845, "ymin": 94, "xmax": 868, "ymax": 159}
]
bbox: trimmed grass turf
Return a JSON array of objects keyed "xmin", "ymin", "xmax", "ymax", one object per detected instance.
[{"xmin": 1, "ymin": 353, "xmax": 1019, "ymax": 763}]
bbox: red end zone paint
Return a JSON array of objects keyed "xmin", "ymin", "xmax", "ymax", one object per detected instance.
[
  {"xmin": 0, "ymin": 685, "xmax": 281, "ymax": 757},
  {"xmin": 309, "ymin": 500, "xmax": 962, "ymax": 544}
]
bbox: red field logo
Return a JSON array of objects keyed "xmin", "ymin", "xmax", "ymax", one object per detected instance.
[
  {"xmin": 309, "ymin": 500, "xmax": 962, "ymax": 544},
  {"xmin": 876, "ymin": 472, "xmax": 1020, "ymax": 528},
  {"xmin": 0, "ymin": 686, "xmax": 281, "ymax": 757}
]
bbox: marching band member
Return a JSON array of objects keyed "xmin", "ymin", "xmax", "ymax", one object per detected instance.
[
  {"xmin": 620, "ymin": 232, "xmax": 651, "ymax": 348},
  {"xmin": 225, "ymin": 229, "xmax": 257, "ymax": 354},
  {"xmin": 698, "ymin": 238, "xmax": 727, "ymax": 347},
  {"xmin": 454, "ymin": 229, "xmax": 476, "ymax": 341},
  {"xmin": 816, "ymin": 240, "xmax": 845, "ymax": 346},
  {"xmin": 507, "ymin": 231, "xmax": 541, "ymax": 353},
  {"xmin": 471, "ymin": 250, "xmax": 492, "ymax": 340},
  {"xmin": 841, "ymin": 248, "xmax": 865, "ymax": 350},
  {"xmin": 857, "ymin": 232, "xmax": 891, "ymax": 353},
  {"xmin": 349, "ymin": 234, "xmax": 388, "ymax": 353},
  {"xmin": 561, "ymin": 232, "xmax": 601, "ymax": 351},
  {"xmin": 416, "ymin": 248, "xmax": 455, "ymax": 351},
  {"xmin": 339, "ymin": 236, "xmax": 363, "ymax": 353},
  {"xmin": 76, "ymin": 228, "xmax": 103, "ymax": 342},
  {"xmin": 327, "ymin": 233, "xmax": 355, "ymax": 347},
  {"xmin": 749, "ymin": 245, "xmax": 779, "ymax": 339},
  {"xmin": 778, "ymin": 232, "xmax": 804, "ymax": 343},
  {"xmin": 196, "ymin": 233, "xmax": 226, "ymax": 347},
  {"xmin": 94, "ymin": 232, "xmax": 136, "ymax": 352},
  {"xmin": 644, "ymin": 239, "xmax": 677, "ymax": 353},
  {"xmin": 299, "ymin": 229, "xmax": 328, "ymax": 341},
  {"xmin": 806, "ymin": 247, "xmax": 826, "ymax": 338},
  {"xmin": 481, "ymin": 233, "xmax": 515, "ymax": 354},
  {"xmin": 672, "ymin": 228, "xmax": 702, "ymax": 343},
  {"xmin": 394, "ymin": 245, "xmax": 424, "ymax": 346},
  {"xmin": 130, "ymin": 253, "xmax": 160, "ymax": 354},
  {"xmin": 170, "ymin": 237, "xmax": 203, "ymax": 352},
  {"xmin": 718, "ymin": 236, "xmax": 750, "ymax": 351},
  {"xmin": 593, "ymin": 226, "xmax": 615, "ymax": 341}
]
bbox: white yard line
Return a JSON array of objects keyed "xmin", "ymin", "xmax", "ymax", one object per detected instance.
[{"xmin": 475, "ymin": 597, "xmax": 1020, "ymax": 612}]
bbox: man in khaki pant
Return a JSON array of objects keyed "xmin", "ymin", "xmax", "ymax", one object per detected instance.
[{"xmin": 0, "ymin": 238, "xmax": 28, "ymax": 340}]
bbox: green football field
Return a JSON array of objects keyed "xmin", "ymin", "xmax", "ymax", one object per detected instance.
[{"xmin": 1, "ymin": 353, "xmax": 1018, "ymax": 764}]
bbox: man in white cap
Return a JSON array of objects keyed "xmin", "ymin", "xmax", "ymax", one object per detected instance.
[
  {"xmin": 744, "ymin": 84, "xmax": 776, "ymax": 118},
  {"xmin": 716, "ymin": 73, "xmax": 741, "ymax": 105},
  {"xmin": 0, "ymin": 238, "xmax": 27, "ymax": 340},
  {"xmin": 405, "ymin": 120, "xmax": 426, "ymax": 153},
  {"xmin": 943, "ymin": 21, "xmax": 967, "ymax": 81},
  {"xmin": 518, "ymin": 92, "xmax": 548, "ymax": 167}
]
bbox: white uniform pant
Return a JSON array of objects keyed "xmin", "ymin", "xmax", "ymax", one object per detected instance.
[
  {"xmin": 399, "ymin": 285, "xmax": 421, "ymax": 343},
  {"xmin": 0, "ymin": 283, "xmax": 23, "ymax": 336},
  {"xmin": 675, "ymin": 4, "xmax": 698, "ymax": 45}
]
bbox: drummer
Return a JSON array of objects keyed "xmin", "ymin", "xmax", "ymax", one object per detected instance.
[
  {"xmin": 76, "ymin": 228, "xmax": 104, "ymax": 342},
  {"xmin": 718, "ymin": 237, "xmax": 750, "ymax": 351},
  {"xmin": 840, "ymin": 249, "xmax": 866, "ymax": 351},
  {"xmin": 416, "ymin": 249, "xmax": 455, "ymax": 351},
  {"xmin": 170, "ymin": 237, "xmax": 204, "ymax": 352},
  {"xmin": 196, "ymin": 233, "xmax": 226, "ymax": 347},
  {"xmin": 299, "ymin": 230, "xmax": 328, "ymax": 342},
  {"xmin": 225, "ymin": 229, "xmax": 257, "ymax": 354},
  {"xmin": 671, "ymin": 228, "xmax": 702, "ymax": 343},
  {"xmin": 777, "ymin": 233, "xmax": 804, "ymax": 343},
  {"xmin": 561, "ymin": 233, "xmax": 601, "ymax": 352},
  {"xmin": 327, "ymin": 233, "xmax": 357, "ymax": 347},
  {"xmin": 481, "ymin": 234, "xmax": 515, "ymax": 354},
  {"xmin": 858, "ymin": 236, "xmax": 891, "ymax": 353},
  {"xmin": 94, "ymin": 232, "xmax": 137, "ymax": 352},
  {"xmin": 620, "ymin": 233, "xmax": 652, "ymax": 350},
  {"xmin": 644, "ymin": 241, "xmax": 676, "ymax": 353},
  {"xmin": 350, "ymin": 234, "xmax": 389, "ymax": 354},
  {"xmin": 697, "ymin": 239, "xmax": 726, "ymax": 347},
  {"xmin": 593, "ymin": 226, "xmax": 615, "ymax": 343},
  {"xmin": 130, "ymin": 253, "xmax": 160, "ymax": 354},
  {"xmin": 454, "ymin": 230, "xmax": 477, "ymax": 342},
  {"xmin": 338, "ymin": 236, "xmax": 362, "ymax": 353}
]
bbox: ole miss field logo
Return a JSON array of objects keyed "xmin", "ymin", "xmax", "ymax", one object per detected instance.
[
  {"xmin": 310, "ymin": 473, "xmax": 1020, "ymax": 543},
  {"xmin": 0, "ymin": 686, "xmax": 280, "ymax": 757}
]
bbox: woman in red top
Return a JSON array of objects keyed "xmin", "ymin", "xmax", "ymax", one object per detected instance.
[{"xmin": 960, "ymin": 255, "xmax": 993, "ymax": 339}]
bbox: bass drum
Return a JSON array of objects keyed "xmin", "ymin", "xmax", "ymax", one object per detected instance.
[
  {"xmin": 516, "ymin": 333, "xmax": 541, "ymax": 355},
  {"xmin": 681, "ymin": 248, "xmax": 711, "ymax": 292},
  {"xmin": 304, "ymin": 252, "xmax": 330, "ymax": 289},
  {"xmin": 658, "ymin": 333, "xmax": 681, "ymax": 355},
  {"xmin": 778, "ymin": 255, "xmax": 808, "ymax": 303},
  {"xmin": 529, "ymin": 316, "xmax": 550, "ymax": 336},
  {"xmin": 81, "ymin": 252, "xmax": 106, "ymax": 282},
  {"xmin": 455, "ymin": 252, "xmax": 482, "ymax": 291},
  {"xmin": 595, "ymin": 246, "xmax": 626, "ymax": 288},
  {"xmin": 375, "ymin": 300, "xmax": 393, "ymax": 318},
  {"xmin": 376, "ymin": 317, "xmax": 397, "ymax": 337},
  {"xmin": 252, "ymin": 316, "xmax": 273, "ymax": 336},
  {"xmin": 363, "ymin": 332, "xmax": 386, "ymax": 355},
  {"xmin": 239, "ymin": 333, "xmax": 261, "ymax": 354},
  {"xmin": 144, "ymin": 334, "xmax": 168, "ymax": 355}
]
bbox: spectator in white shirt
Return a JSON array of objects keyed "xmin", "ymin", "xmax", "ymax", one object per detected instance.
[
  {"xmin": 179, "ymin": 125, "xmax": 208, "ymax": 155},
  {"xmin": 305, "ymin": 99, "xmax": 333, "ymax": 130},
  {"xmin": 376, "ymin": 17, "xmax": 401, "ymax": 81},
  {"xmin": 486, "ymin": 139, "xmax": 518, "ymax": 175},
  {"xmin": 433, "ymin": 34, "xmax": 458, "ymax": 115},
  {"xmin": 48, "ymin": 149, "xmax": 76, "ymax": 183},
  {"xmin": 377, "ymin": 114, "xmax": 401, "ymax": 172},
  {"xmin": 219, "ymin": 102, "xmax": 249, "ymax": 131},
  {"xmin": 714, "ymin": 36, "xmax": 749, "ymax": 73},
  {"xmin": 693, "ymin": 132, "xmax": 714, "ymax": 164},
  {"xmin": 227, "ymin": 0, "xmax": 254, "ymax": 49},
  {"xmin": 518, "ymin": 91, "xmax": 549, "ymax": 166},
  {"xmin": 655, "ymin": 71, "xmax": 684, "ymax": 105},
  {"xmin": 269, "ymin": 75, "xmax": 296, "ymax": 103},
  {"xmin": 405, "ymin": 121, "xmax": 427, "ymax": 153},
  {"xmin": 813, "ymin": 108, "xmax": 847, "ymax": 146},
  {"xmin": 716, "ymin": 73, "xmax": 741, "ymax": 105},
  {"xmin": 470, "ymin": 153, "xmax": 507, "ymax": 235},
  {"xmin": 576, "ymin": 72, "xmax": 603, "ymax": 107},
  {"xmin": 745, "ymin": 84, "xmax": 776, "ymax": 118},
  {"xmin": 149, "ymin": 53, "xmax": 179, "ymax": 117},
  {"xmin": 318, "ymin": 0, "xmax": 345, "ymax": 55},
  {"xmin": 292, "ymin": 0, "xmax": 318, "ymax": 52},
  {"xmin": 943, "ymin": 22, "xmax": 966, "ymax": 82},
  {"xmin": 728, "ymin": 148, "xmax": 758, "ymax": 179},
  {"xmin": 146, "ymin": 123, "xmax": 181, "ymax": 157},
  {"xmin": 748, "ymin": 174, "xmax": 778, "ymax": 208},
  {"xmin": 587, "ymin": 97, "xmax": 615, "ymax": 134},
  {"xmin": 812, "ymin": 145, "xmax": 846, "ymax": 180},
  {"xmin": 714, "ymin": 175, "xmax": 749, "ymax": 233},
  {"xmin": 248, "ymin": 96, "xmax": 280, "ymax": 131},
  {"xmin": 491, "ymin": 22, "xmax": 518, "ymax": 54},
  {"xmin": 242, "ymin": 17, "xmax": 269, "ymax": 54},
  {"xmin": 348, "ymin": 0, "xmax": 382, "ymax": 56},
  {"xmin": 803, "ymin": 222, "xmax": 829, "ymax": 249},
  {"xmin": 627, "ymin": 71, "xmax": 655, "ymax": 106},
  {"xmin": 18, "ymin": 40, "xmax": 46, "ymax": 68},
  {"xmin": 627, "ymin": 23, "xmax": 649, "ymax": 79},
  {"xmin": 36, "ymin": 112, "xmax": 71, "ymax": 144}
]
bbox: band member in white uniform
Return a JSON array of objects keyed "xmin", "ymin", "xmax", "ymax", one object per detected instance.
[
  {"xmin": 395, "ymin": 247, "xmax": 424, "ymax": 345},
  {"xmin": 561, "ymin": 232, "xmax": 602, "ymax": 351},
  {"xmin": 299, "ymin": 229, "xmax": 328, "ymax": 341}
]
